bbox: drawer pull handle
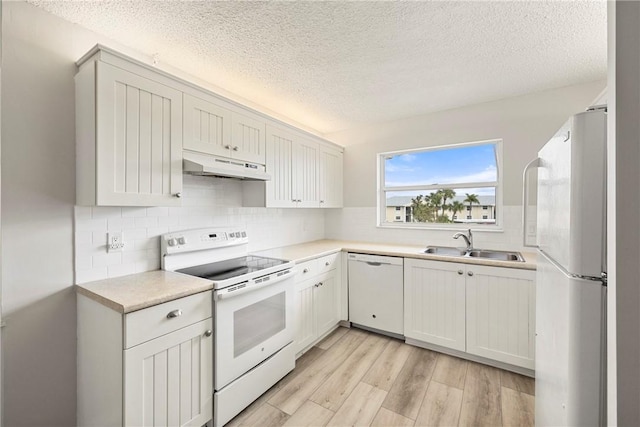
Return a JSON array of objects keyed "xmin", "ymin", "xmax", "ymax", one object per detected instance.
[
  {"xmin": 204, "ymin": 330, "xmax": 213, "ymax": 337},
  {"xmin": 167, "ymin": 309, "xmax": 182, "ymax": 319}
]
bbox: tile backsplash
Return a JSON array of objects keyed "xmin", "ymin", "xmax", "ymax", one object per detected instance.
[
  {"xmin": 324, "ymin": 206, "xmax": 530, "ymax": 251},
  {"xmin": 74, "ymin": 176, "xmax": 530, "ymax": 284},
  {"xmin": 74, "ymin": 175, "xmax": 325, "ymax": 284}
]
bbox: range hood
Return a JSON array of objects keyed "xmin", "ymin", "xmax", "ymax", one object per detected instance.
[{"xmin": 183, "ymin": 151, "xmax": 271, "ymax": 181}]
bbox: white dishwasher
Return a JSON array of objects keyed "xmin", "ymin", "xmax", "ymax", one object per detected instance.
[{"xmin": 348, "ymin": 253, "xmax": 404, "ymax": 336}]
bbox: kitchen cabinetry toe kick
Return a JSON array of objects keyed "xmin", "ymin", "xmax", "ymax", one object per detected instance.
[{"xmin": 405, "ymin": 338, "xmax": 534, "ymax": 378}]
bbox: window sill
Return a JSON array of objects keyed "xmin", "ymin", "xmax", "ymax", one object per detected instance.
[{"xmin": 377, "ymin": 223, "xmax": 504, "ymax": 233}]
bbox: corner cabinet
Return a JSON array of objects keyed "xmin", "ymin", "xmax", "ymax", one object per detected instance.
[
  {"xmin": 77, "ymin": 291, "xmax": 213, "ymax": 426},
  {"xmin": 404, "ymin": 258, "xmax": 536, "ymax": 371},
  {"xmin": 294, "ymin": 253, "xmax": 343, "ymax": 355},
  {"xmin": 76, "ymin": 57, "xmax": 183, "ymax": 206}
]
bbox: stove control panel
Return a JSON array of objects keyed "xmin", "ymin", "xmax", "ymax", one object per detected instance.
[{"xmin": 161, "ymin": 227, "xmax": 249, "ymax": 255}]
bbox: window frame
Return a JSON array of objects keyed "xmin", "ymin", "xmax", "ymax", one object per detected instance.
[{"xmin": 377, "ymin": 139, "xmax": 503, "ymax": 231}]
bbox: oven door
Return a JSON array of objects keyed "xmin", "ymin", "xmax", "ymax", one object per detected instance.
[{"xmin": 214, "ymin": 273, "xmax": 295, "ymax": 390}]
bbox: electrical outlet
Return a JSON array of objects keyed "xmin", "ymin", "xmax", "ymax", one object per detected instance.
[{"xmin": 108, "ymin": 232, "xmax": 125, "ymax": 252}]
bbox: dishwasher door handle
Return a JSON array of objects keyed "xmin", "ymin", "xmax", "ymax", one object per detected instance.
[{"xmin": 365, "ymin": 261, "xmax": 391, "ymax": 266}]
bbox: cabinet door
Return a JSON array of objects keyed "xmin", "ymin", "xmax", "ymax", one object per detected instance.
[
  {"xmin": 96, "ymin": 62, "xmax": 183, "ymax": 206},
  {"xmin": 315, "ymin": 271, "xmax": 340, "ymax": 338},
  {"xmin": 293, "ymin": 139, "xmax": 320, "ymax": 208},
  {"xmin": 319, "ymin": 146, "xmax": 343, "ymax": 208},
  {"xmin": 404, "ymin": 259, "xmax": 466, "ymax": 351},
  {"xmin": 265, "ymin": 126, "xmax": 296, "ymax": 208},
  {"xmin": 124, "ymin": 319, "xmax": 213, "ymax": 427},
  {"xmin": 295, "ymin": 279, "xmax": 316, "ymax": 354},
  {"xmin": 231, "ymin": 112, "xmax": 266, "ymax": 164},
  {"xmin": 183, "ymin": 93, "xmax": 232, "ymax": 158},
  {"xmin": 466, "ymin": 265, "xmax": 535, "ymax": 369}
]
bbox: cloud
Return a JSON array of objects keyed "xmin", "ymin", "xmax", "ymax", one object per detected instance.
[{"xmin": 386, "ymin": 165, "xmax": 497, "ymax": 187}]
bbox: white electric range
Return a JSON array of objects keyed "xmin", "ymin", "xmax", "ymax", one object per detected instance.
[{"xmin": 161, "ymin": 227, "xmax": 296, "ymax": 427}]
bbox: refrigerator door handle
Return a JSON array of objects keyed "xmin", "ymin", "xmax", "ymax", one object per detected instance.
[{"xmin": 522, "ymin": 157, "xmax": 541, "ymax": 248}]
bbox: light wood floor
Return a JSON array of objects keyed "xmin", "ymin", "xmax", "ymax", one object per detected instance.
[{"xmin": 226, "ymin": 327, "xmax": 535, "ymax": 427}]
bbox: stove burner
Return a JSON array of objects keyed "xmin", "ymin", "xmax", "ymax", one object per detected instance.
[{"xmin": 176, "ymin": 255, "xmax": 289, "ymax": 281}]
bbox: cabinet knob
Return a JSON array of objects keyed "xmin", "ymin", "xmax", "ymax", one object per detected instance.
[
  {"xmin": 468, "ymin": 271, "xmax": 474, "ymax": 277},
  {"xmin": 204, "ymin": 330, "xmax": 213, "ymax": 337},
  {"xmin": 174, "ymin": 192, "xmax": 182, "ymax": 198},
  {"xmin": 318, "ymin": 282, "xmax": 323, "ymax": 287},
  {"xmin": 233, "ymin": 146, "xmax": 239, "ymax": 151},
  {"xmin": 325, "ymin": 261, "xmax": 330, "ymax": 266},
  {"xmin": 167, "ymin": 309, "xmax": 182, "ymax": 319},
  {"xmin": 314, "ymin": 283, "xmax": 319, "ymax": 288},
  {"xmin": 372, "ymin": 314, "xmax": 377, "ymax": 318},
  {"xmin": 458, "ymin": 270, "xmax": 463, "ymax": 275},
  {"xmin": 303, "ymin": 268, "xmax": 309, "ymax": 274},
  {"xmin": 320, "ymin": 200, "xmax": 325, "ymax": 203},
  {"xmin": 224, "ymin": 145, "xmax": 231, "ymax": 149}
]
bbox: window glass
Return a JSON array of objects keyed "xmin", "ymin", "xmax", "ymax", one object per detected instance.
[{"xmin": 380, "ymin": 141, "xmax": 501, "ymax": 227}]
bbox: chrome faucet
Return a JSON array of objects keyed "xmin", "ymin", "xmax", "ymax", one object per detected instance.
[{"xmin": 453, "ymin": 229, "xmax": 473, "ymax": 251}]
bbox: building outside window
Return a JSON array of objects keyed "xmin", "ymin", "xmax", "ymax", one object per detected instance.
[{"xmin": 379, "ymin": 140, "xmax": 502, "ymax": 228}]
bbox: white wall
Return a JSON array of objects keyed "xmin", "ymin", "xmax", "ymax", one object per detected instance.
[
  {"xmin": 608, "ymin": 1, "xmax": 640, "ymax": 424},
  {"xmin": 329, "ymin": 80, "xmax": 605, "ymax": 207},
  {"xmin": 75, "ymin": 175, "xmax": 325, "ymax": 284},
  {"xmin": 324, "ymin": 81, "xmax": 605, "ymax": 249}
]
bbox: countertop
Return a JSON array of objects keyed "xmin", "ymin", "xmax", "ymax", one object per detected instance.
[
  {"xmin": 76, "ymin": 240, "xmax": 536, "ymax": 313},
  {"xmin": 75, "ymin": 270, "xmax": 212, "ymax": 314},
  {"xmin": 254, "ymin": 239, "xmax": 538, "ymax": 270}
]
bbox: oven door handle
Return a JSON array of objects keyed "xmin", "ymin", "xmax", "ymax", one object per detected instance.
[{"xmin": 214, "ymin": 269, "xmax": 294, "ymax": 301}]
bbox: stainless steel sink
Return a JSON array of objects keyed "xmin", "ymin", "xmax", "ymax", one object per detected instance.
[
  {"xmin": 423, "ymin": 246, "xmax": 467, "ymax": 256},
  {"xmin": 466, "ymin": 250, "xmax": 524, "ymax": 262},
  {"xmin": 422, "ymin": 246, "xmax": 524, "ymax": 262}
]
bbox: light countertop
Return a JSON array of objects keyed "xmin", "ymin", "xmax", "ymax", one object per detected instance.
[
  {"xmin": 254, "ymin": 239, "xmax": 538, "ymax": 270},
  {"xmin": 75, "ymin": 270, "xmax": 212, "ymax": 314},
  {"xmin": 76, "ymin": 240, "xmax": 536, "ymax": 313}
]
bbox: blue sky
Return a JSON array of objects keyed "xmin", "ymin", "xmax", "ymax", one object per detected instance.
[{"xmin": 385, "ymin": 143, "xmax": 497, "ymax": 198}]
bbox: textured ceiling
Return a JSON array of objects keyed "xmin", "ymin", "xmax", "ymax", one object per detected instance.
[{"xmin": 29, "ymin": 0, "xmax": 607, "ymax": 134}]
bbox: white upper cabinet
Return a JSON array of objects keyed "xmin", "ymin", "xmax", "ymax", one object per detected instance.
[
  {"xmin": 293, "ymin": 138, "xmax": 320, "ymax": 208},
  {"xmin": 76, "ymin": 60, "xmax": 183, "ymax": 206},
  {"xmin": 247, "ymin": 124, "xmax": 342, "ymax": 209},
  {"xmin": 231, "ymin": 112, "xmax": 266, "ymax": 164},
  {"xmin": 183, "ymin": 93, "xmax": 266, "ymax": 164},
  {"xmin": 183, "ymin": 93, "xmax": 232, "ymax": 158},
  {"xmin": 319, "ymin": 146, "xmax": 344, "ymax": 208}
]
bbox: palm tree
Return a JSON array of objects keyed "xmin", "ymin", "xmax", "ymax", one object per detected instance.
[
  {"xmin": 463, "ymin": 193, "xmax": 480, "ymax": 220},
  {"xmin": 439, "ymin": 189, "xmax": 456, "ymax": 217},
  {"xmin": 450, "ymin": 201, "xmax": 465, "ymax": 221},
  {"xmin": 429, "ymin": 191, "xmax": 443, "ymax": 222}
]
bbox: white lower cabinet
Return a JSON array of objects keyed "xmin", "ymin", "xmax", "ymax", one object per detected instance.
[
  {"xmin": 465, "ymin": 264, "xmax": 536, "ymax": 369},
  {"xmin": 294, "ymin": 254, "xmax": 342, "ymax": 355},
  {"xmin": 77, "ymin": 291, "xmax": 213, "ymax": 427},
  {"xmin": 404, "ymin": 259, "xmax": 466, "ymax": 351},
  {"xmin": 124, "ymin": 319, "xmax": 213, "ymax": 427},
  {"xmin": 404, "ymin": 258, "xmax": 536, "ymax": 370}
]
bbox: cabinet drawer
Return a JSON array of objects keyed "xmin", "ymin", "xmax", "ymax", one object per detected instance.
[
  {"xmin": 296, "ymin": 259, "xmax": 318, "ymax": 280},
  {"xmin": 124, "ymin": 291, "xmax": 212, "ymax": 349},
  {"xmin": 317, "ymin": 253, "xmax": 339, "ymax": 274}
]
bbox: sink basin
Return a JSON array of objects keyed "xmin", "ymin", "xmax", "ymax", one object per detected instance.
[
  {"xmin": 466, "ymin": 250, "xmax": 524, "ymax": 262},
  {"xmin": 423, "ymin": 246, "xmax": 467, "ymax": 256},
  {"xmin": 422, "ymin": 246, "xmax": 524, "ymax": 262}
]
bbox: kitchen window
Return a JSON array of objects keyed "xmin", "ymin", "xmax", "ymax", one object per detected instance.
[{"xmin": 378, "ymin": 140, "xmax": 502, "ymax": 229}]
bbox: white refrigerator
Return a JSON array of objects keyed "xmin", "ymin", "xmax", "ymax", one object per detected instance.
[{"xmin": 523, "ymin": 107, "xmax": 607, "ymax": 426}]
